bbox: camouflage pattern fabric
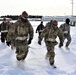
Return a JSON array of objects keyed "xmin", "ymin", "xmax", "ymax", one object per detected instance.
[
  {"xmin": 16, "ymin": 40, "xmax": 28, "ymax": 60},
  {"xmin": 39, "ymin": 21, "xmax": 64, "ymax": 65},
  {"xmin": 59, "ymin": 23, "xmax": 71, "ymax": 47},
  {"xmin": 7, "ymin": 18, "xmax": 34, "ymax": 60},
  {"xmin": 7, "ymin": 23, "xmax": 16, "ymax": 49}
]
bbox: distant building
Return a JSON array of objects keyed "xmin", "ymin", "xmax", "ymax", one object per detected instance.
[{"xmin": 42, "ymin": 16, "xmax": 76, "ymax": 22}]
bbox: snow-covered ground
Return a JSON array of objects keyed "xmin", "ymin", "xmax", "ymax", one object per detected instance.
[{"xmin": 0, "ymin": 21, "xmax": 76, "ymax": 75}]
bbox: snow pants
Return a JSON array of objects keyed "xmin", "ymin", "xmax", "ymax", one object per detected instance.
[
  {"xmin": 45, "ymin": 41, "xmax": 55, "ymax": 65},
  {"xmin": 64, "ymin": 34, "xmax": 71, "ymax": 47},
  {"xmin": 15, "ymin": 40, "xmax": 28, "ymax": 61}
]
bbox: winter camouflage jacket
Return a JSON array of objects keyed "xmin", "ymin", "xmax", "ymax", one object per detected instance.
[
  {"xmin": 7, "ymin": 18, "xmax": 34, "ymax": 42},
  {"xmin": 39, "ymin": 22, "xmax": 64, "ymax": 43},
  {"xmin": 59, "ymin": 23, "xmax": 70, "ymax": 35}
]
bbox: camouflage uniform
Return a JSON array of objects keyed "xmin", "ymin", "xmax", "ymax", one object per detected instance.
[
  {"xmin": 36, "ymin": 21, "xmax": 44, "ymax": 44},
  {"xmin": 39, "ymin": 20, "xmax": 64, "ymax": 65},
  {"xmin": 0, "ymin": 18, "xmax": 9, "ymax": 43},
  {"xmin": 7, "ymin": 11, "xmax": 34, "ymax": 61},
  {"xmin": 59, "ymin": 18, "xmax": 71, "ymax": 47},
  {"xmin": 45, "ymin": 20, "xmax": 53, "ymax": 28},
  {"xmin": 7, "ymin": 23, "xmax": 15, "ymax": 49}
]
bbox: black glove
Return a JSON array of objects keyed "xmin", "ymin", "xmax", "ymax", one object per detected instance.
[
  {"xmin": 38, "ymin": 40, "xmax": 41, "ymax": 45},
  {"xmin": 59, "ymin": 42, "xmax": 63, "ymax": 48},
  {"xmin": 28, "ymin": 38, "xmax": 32, "ymax": 44},
  {"xmin": 6, "ymin": 41, "xmax": 11, "ymax": 46}
]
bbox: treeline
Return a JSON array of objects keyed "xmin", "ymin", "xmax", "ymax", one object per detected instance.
[{"xmin": 0, "ymin": 15, "xmax": 42, "ymax": 20}]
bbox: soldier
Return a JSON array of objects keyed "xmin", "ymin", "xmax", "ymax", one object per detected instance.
[
  {"xmin": 36, "ymin": 21, "xmax": 44, "ymax": 44},
  {"xmin": 59, "ymin": 18, "xmax": 71, "ymax": 48},
  {"xmin": 0, "ymin": 18, "xmax": 9, "ymax": 43},
  {"xmin": 7, "ymin": 11, "xmax": 34, "ymax": 61},
  {"xmin": 38, "ymin": 20, "xmax": 64, "ymax": 68}
]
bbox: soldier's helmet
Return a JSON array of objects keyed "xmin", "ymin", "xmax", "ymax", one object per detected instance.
[
  {"xmin": 21, "ymin": 11, "xmax": 28, "ymax": 18},
  {"xmin": 53, "ymin": 20, "xmax": 58, "ymax": 26}
]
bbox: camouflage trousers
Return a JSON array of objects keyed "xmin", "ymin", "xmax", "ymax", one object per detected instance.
[
  {"xmin": 64, "ymin": 34, "xmax": 71, "ymax": 47},
  {"xmin": 11, "ymin": 39, "xmax": 16, "ymax": 50},
  {"xmin": 15, "ymin": 40, "xmax": 28, "ymax": 60},
  {"xmin": 45, "ymin": 41, "xmax": 55, "ymax": 65}
]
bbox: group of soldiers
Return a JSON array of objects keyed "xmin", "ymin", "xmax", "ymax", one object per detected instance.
[
  {"xmin": 36, "ymin": 18, "xmax": 71, "ymax": 67},
  {"xmin": 0, "ymin": 11, "xmax": 71, "ymax": 68}
]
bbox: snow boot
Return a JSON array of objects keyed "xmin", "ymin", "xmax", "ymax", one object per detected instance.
[{"xmin": 50, "ymin": 61, "xmax": 56, "ymax": 68}]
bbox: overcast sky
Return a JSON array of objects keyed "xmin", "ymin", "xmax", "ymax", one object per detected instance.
[{"xmin": 0, "ymin": 0, "xmax": 76, "ymax": 16}]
